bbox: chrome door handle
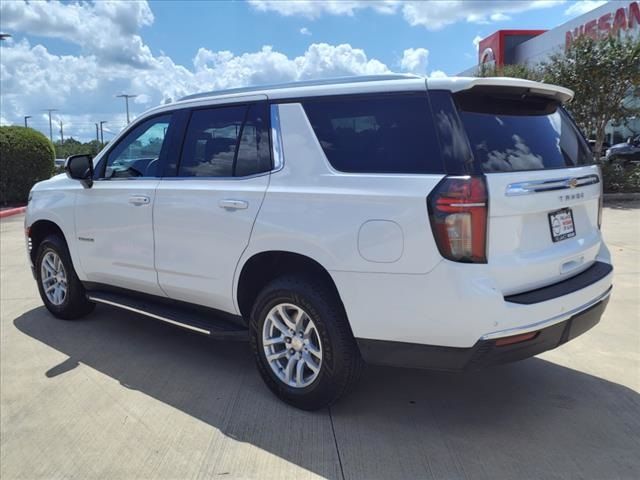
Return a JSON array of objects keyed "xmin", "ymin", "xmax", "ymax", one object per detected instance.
[
  {"xmin": 219, "ymin": 199, "xmax": 248, "ymax": 210},
  {"xmin": 128, "ymin": 195, "xmax": 151, "ymax": 206}
]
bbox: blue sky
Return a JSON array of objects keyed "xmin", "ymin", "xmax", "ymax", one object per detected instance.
[{"xmin": 0, "ymin": 0, "xmax": 607, "ymax": 141}]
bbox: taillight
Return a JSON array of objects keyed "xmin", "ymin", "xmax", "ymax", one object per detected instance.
[{"xmin": 428, "ymin": 176, "xmax": 488, "ymax": 263}]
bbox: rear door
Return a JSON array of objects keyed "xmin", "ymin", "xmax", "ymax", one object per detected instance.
[
  {"xmin": 153, "ymin": 99, "xmax": 271, "ymax": 312},
  {"xmin": 454, "ymin": 88, "xmax": 602, "ymax": 295}
]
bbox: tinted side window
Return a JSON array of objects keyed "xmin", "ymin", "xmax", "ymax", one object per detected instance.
[
  {"xmin": 178, "ymin": 106, "xmax": 246, "ymax": 177},
  {"xmin": 302, "ymin": 94, "xmax": 443, "ymax": 174},
  {"xmin": 103, "ymin": 114, "xmax": 172, "ymax": 179},
  {"xmin": 234, "ymin": 103, "xmax": 271, "ymax": 176}
]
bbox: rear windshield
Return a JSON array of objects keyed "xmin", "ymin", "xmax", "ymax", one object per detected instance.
[{"xmin": 455, "ymin": 91, "xmax": 593, "ymax": 173}]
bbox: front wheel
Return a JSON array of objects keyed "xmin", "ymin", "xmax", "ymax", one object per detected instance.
[
  {"xmin": 249, "ymin": 276, "xmax": 363, "ymax": 410},
  {"xmin": 35, "ymin": 235, "xmax": 95, "ymax": 320}
]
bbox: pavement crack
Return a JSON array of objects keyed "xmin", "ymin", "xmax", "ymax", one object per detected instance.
[{"xmin": 328, "ymin": 405, "xmax": 346, "ymax": 480}]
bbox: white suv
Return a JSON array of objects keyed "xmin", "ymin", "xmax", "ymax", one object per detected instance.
[{"xmin": 25, "ymin": 75, "xmax": 613, "ymax": 410}]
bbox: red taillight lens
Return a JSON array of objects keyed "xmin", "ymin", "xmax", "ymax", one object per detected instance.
[{"xmin": 428, "ymin": 176, "xmax": 488, "ymax": 263}]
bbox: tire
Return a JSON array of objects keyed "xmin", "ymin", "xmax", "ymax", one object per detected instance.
[
  {"xmin": 249, "ymin": 275, "xmax": 363, "ymax": 410},
  {"xmin": 35, "ymin": 234, "xmax": 95, "ymax": 320}
]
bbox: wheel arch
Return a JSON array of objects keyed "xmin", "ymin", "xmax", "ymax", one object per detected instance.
[
  {"xmin": 28, "ymin": 219, "xmax": 68, "ymax": 265},
  {"xmin": 235, "ymin": 250, "xmax": 347, "ymax": 323}
]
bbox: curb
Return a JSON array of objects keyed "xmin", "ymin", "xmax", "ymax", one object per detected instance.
[
  {"xmin": 603, "ymin": 193, "xmax": 640, "ymax": 202},
  {"xmin": 0, "ymin": 207, "xmax": 26, "ymax": 219}
]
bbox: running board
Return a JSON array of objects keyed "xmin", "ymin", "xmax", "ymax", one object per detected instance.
[{"xmin": 86, "ymin": 290, "xmax": 248, "ymax": 340}]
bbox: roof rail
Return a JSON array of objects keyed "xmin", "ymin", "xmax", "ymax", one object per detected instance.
[{"xmin": 178, "ymin": 74, "xmax": 420, "ymax": 102}]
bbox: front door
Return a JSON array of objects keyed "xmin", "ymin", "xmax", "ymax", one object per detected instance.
[{"xmin": 75, "ymin": 113, "xmax": 175, "ymax": 296}]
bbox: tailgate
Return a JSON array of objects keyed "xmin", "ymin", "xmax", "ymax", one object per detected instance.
[
  {"xmin": 486, "ymin": 166, "xmax": 602, "ymax": 295},
  {"xmin": 452, "ymin": 82, "xmax": 603, "ymax": 295}
]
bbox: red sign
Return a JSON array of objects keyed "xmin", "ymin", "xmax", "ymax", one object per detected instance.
[
  {"xmin": 478, "ymin": 30, "xmax": 547, "ymax": 67},
  {"xmin": 566, "ymin": 1, "xmax": 640, "ymax": 49}
]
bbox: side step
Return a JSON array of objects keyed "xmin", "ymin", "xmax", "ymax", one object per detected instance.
[{"xmin": 86, "ymin": 290, "xmax": 248, "ymax": 340}]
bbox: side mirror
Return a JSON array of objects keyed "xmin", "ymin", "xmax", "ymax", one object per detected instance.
[{"xmin": 65, "ymin": 154, "xmax": 94, "ymax": 188}]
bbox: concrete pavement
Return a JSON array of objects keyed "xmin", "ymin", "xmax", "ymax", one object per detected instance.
[{"xmin": 1, "ymin": 204, "xmax": 639, "ymax": 480}]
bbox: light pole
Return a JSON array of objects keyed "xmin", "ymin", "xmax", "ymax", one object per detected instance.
[
  {"xmin": 116, "ymin": 94, "xmax": 137, "ymax": 124},
  {"xmin": 99, "ymin": 120, "xmax": 107, "ymax": 146},
  {"xmin": 44, "ymin": 109, "xmax": 58, "ymax": 143},
  {"xmin": 24, "ymin": 115, "xmax": 31, "ymax": 128}
]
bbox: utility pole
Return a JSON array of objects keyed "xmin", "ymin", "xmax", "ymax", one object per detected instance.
[
  {"xmin": 44, "ymin": 109, "xmax": 58, "ymax": 143},
  {"xmin": 24, "ymin": 115, "xmax": 31, "ymax": 128},
  {"xmin": 59, "ymin": 120, "xmax": 64, "ymax": 144},
  {"xmin": 99, "ymin": 120, "xmax": 107, "ymax": 146},
  {"xmin": 95, "ymin": 123, "xmax": 100, "ymax": 143},
  {"xmin": 116, "ymin": 94, "xmax": 137, "ymax": 124}
]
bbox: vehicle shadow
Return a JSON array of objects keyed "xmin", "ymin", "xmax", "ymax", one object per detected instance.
[{"xmin": 13, "ymin": 305, "xmax": 640, "ymax": 480}]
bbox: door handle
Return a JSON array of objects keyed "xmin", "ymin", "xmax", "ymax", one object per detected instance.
[
  {"xmin": 219, "ymin": 199, "xmax": 249, "ymax": 210},
  {"xmin": 128, "ymin": 195, "xmax": 151, "ymax": 206}
]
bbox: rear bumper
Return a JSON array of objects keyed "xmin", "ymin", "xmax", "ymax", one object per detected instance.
[{"xmin": 357, "ymin": 289, "xmax": 610, "ymax": 371}]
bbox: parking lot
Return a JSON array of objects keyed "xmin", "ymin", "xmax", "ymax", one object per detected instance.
[{"xmin": 1, "ymin": 203, "xmax": 639, "ymax": 480}]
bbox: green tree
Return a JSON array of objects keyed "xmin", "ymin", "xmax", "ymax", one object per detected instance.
[
  {"xmin": 476, "ymin": 62, "xmax": 542, "ymax": 81},
  {"xmin": 54, "ymin": 137, "xmax": 103, "ymax": 158},
  {"xmin": 542, "ymin": 35, "xmax": 640, "ymax": 158},
  {"xmin": 0, "ymin": 126, "xmax": 55, "ymax": 205}
]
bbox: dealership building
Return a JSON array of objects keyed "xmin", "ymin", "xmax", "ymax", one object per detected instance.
[{"xmin": 463, "ymin": 0, "xmax": 639, "ymax": 145}]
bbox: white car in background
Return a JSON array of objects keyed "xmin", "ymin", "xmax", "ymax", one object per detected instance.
[{"xmin": 25, "ymin": 75, "xmax": 613, "ymax": 410}]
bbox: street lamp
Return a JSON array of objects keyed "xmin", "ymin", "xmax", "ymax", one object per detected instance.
[
  {"xmin": 24, "ymin": 115, "xmax": 31, "ymax": 128},
  {"xmin": 43, "ymin": 109, "xmax": 58, "ymax": 143},
  {"xmin": 99, "ymin": 120, "xmax": 107, "ymax": 145},
  {"xmin": 116, "ymin": 94, "xmax": 137, "ymax": 124}
]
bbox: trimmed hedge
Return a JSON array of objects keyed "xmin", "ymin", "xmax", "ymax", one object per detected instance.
[
  {"xmin": 601, "ymin": 163, "xmax": 640, "ymax": 193},
  {"xmin": 0, "ymin": 126, "xmax": 55, "ymax": 205}
]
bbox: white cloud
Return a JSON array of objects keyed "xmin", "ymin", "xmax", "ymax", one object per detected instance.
[
  {"xmin": 3, "ymin": 0, "xmax": 463, "ymax": 141},
  {"xmin": 1, "ymin": 36, "xmax": 392, "ymax": 140},
  {"xmin": 428, "ymin": 70, "xmax": 448, "ymax": 79},
  {"xmin": 400, "ymin": 48, "xmax": 429, "ymax": 74},
  {"xmin": 300, "ymin": 27, "xmax": 312, "ymax": 36},
  {"xmin": 473, "ymin": 35, "xmax": 483, "ymax": 51},
  {"xmin": 564, "ymin": 0, "xmax": 606, "ymax": 17},
  {"xmin": 401, "ymin": 1, "xmax": 564, "ymax": 30},
  {"xmin": 248, "ymin": 0, "xmax": 400, "ymax": 19},
  {"xmin": 490, "ymin": 12, "xmax": 510, "ymax": 21},
  {"xmin": 0, "ymin": 0, "xmax": 155, "ymax": 67},
  {"xmin": 250, "ymin": 0, "xmax": 565, "ymax": 30}
]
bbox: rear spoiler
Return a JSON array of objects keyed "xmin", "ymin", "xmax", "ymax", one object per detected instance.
[{"xmin": 427, "ymin": 77, "xmax": 574, "ymax": 104}]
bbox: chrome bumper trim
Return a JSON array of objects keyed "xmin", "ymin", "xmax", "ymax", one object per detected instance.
[{"xmin": 481, "ymin": 286, "xmax": 612, "ymax": 341}]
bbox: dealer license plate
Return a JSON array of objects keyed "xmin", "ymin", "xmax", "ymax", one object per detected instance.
[{"xmin": 548, "ymin": 207, "xmax": 576, "ymax": 242}]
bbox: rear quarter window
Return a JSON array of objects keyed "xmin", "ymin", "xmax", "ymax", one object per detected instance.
[{"xmin": 302, "ymin": 94, "xmax": 444, "ymax": 174}]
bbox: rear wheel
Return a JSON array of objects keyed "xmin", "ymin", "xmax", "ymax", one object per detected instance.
[
  {"xmin": 249, "ymin": 275, "xmax": 362, "ymax": 410},
  {"xmin": 35, "ymin": 235, "xmax": 94, "ymax": 320}
]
